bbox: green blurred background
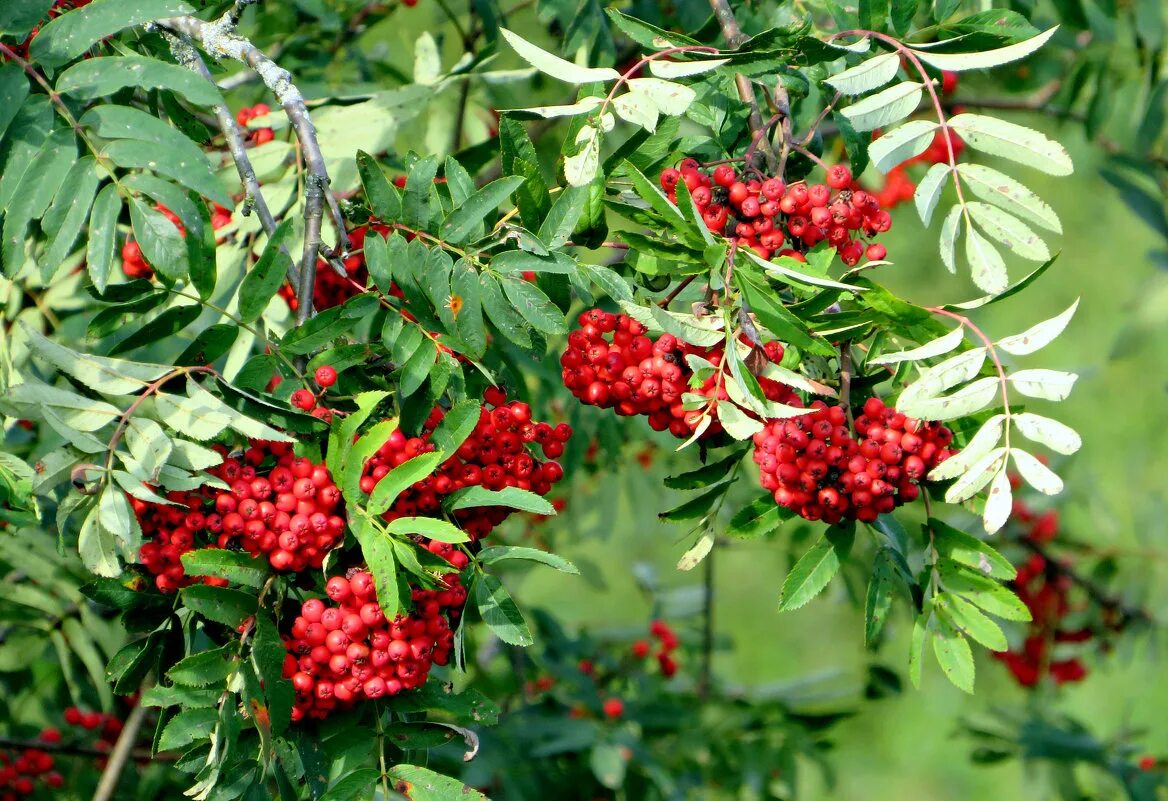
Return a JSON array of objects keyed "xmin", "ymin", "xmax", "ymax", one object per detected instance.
[{"xmin": 509, "ymin": 123, "xmax": 1168, "ymax": 799}]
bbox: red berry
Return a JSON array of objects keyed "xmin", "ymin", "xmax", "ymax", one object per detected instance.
[
  {"xmin": 314, "ymin": 365, "xmax": 338, "ymax": 388},
  {"xmin": 826, "ymin": 164, "xmax": 852, "ymax": 190},
  {"xmin": 291, "ymin": 389, "xmax": 316, "ymax": 411},
  {"xmin": 602, "ymin": 697, "xmax": 624, "ymax": 719}
]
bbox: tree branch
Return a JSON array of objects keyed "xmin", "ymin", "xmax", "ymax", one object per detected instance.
[
  {"xmin": 155, "ymin": 14, "xmax": 350, "ymax": 323},
  {"xmin": 91, "ymin": 702, "xmax": 149, "ymax": 801},
  {"xmin": 706, "ymin": 0, "xmax": 778, "ymax": 172}
]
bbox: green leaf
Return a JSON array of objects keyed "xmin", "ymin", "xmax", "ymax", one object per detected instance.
[
  {"xmin": 659, "ymin": 483, "xmax": 728, "ymax": 521},
  {"xmin": 778, "ymin": 525, "xmax": 854, "ymax": 611},
  {"xmin": 865, "ymin": 548, "xmax": 900, "ymax": 646},
  {"xmin": 167, "ymin": 644, "xmax": 236, "ymax": 687},
  {"xmin": 319, "ymin": 769, "xmax": 381, "ymax": 801},
  {"xmin": 176, "ymin": 323, "xmax": 239, "ymax": 366},
  {"xmin": 936, "ymin": 592, "xmax": 1008, "ymax": 650},
  {"xmin": 825, "ymin": 53, "xmax": 900, "ymax": 95},
  {"xmin": 477, "ymin": 545, "xmax": 579, "ymax": 574},
  {"xmin": 536, "ymin": 185, "xmax": 588, "ymax": 249},
  {"xmin": 57, "ymin": 56, "xmax": 222, "ymax": 105},
  {"xmin": 947, "ymin": 113, "xmax": 1073, "ymax": 176},
  {"xmin": 110, "ymin": 303, "xmax": 201, "ymax": 356},
  {"xmin": 0, "ymin": 0, "xmax": 54, "ymax": 38},
  {"xmin": 350, "ymin": 518, "xmax": 400, "ymax": 621},
  {"xmin": 735, "ymin": 273, "xmax": 833, "ymax": 355},
  {"xmin": 499, "ymin": 115, "xmax": 551, "ymax": 229},
  {"xmin": 251, "ymin": 614, "xmax": 293, "ymax": 735},
  {"xmin": 41, "ymin": 157, "xmax": 102, "ymax": 278},
  {"xmin": 30, "ymin": 0, "xmax": 197, "ymax": 68},
  {"xmin": 157, "ymin": 707, "xmax": 218, "ymax": 753},
  {"xmin": 930, "ymin": 519, "xmax": 1015, "ymax": 579},
  {"xmin": 910, "ymin": 27, "xmax": 1057, "ymax": 72},
  {"xmin": 429, "ymin": 400, "xmax": 481, "ymax": 456},
  {"xmin": 367, "ymin": 452, "xmax": 444, "ymax": 516},
  {"xmin": 499, "ymin": 28, "xmax": 619, "ymax": 83},
  {"xmin": 22, "ymin": 322, "xmax": 170, "ymax": 394},
  {"xmin": 180, "ymin": 549, "xmax": 269, "ymax": 589},
  {"xmin": 82, "ymin": 105, "xmax": 231, "ymax": 206},
  {"xmin": 869, "ymin": 120, "xmax": 938, "ymax": 173},
  {"xmin": 238, "ymin": 219, "xmax": 294, "ymax": 323},
  {"xmin": 474, "ymin": 574, "xmax": 533, "ymax": 646},
  {"xmin": 663, "ymin": 451, "xmax": 746, "ymax": 489},
  {"xmin": 129, "ymin": 197, "xmax": 187, "ymax": 280},
  {"xmin": 0, "ymin": 64, "xmax": 30, "ymax": 143},
  {"xmin": 450, "ymin": 259, "xmax": 485, "ymax": 358},
  {"xmin": 180, "ymin": 584, "xmax": 258, "ymax": 627},
  {"xmin": 936, "ymin": 559, "xmax": 1031, "ymax": 621},
  {"xmin": 499, "ymin": 275, "xmax": 567, "ymax": 334},
  {"xmin": 85, "ymin": 183, "xmax": 122, "ymax": 293},
  {"xmin": 727, "ymin": 493, "xmax": 788, "ymax": 538},
  {"xmin": 61, "ymin": 618, "xmax": 114, "ymax": 711},
  {"xmin": 385, "ymin": 516, "xmax": 469, "ymax": 543},
  {"xmin": 479, "ymin": 272, "xmax": 532, "ymax": 347},
  {"xmin": 445, "ymin": 485, "xmax": 555, "ymax": 515},
  {"xmin": 0, "ymin": 95, "xmax": 51, "ymax": 214},
  {"xmin": 955, "ymin": 163, "xmax": 1061, "ymax": 233},
  {"xmin": 357, "ymin": 151, "xmax": 401, "ymax": 221},
  {"xmin": 839, "ymin": 81, "xmax": 923, "ymax": 132},
  {"xmin": 2, "ymin": 127, "xmax": 77, "ymax": 274},
  {"xmin": 441, "ymin": 176, "xmax": 524, "ymax": 243},
  {"xmin": 384, "ymin": 765, "xmax": 489, "ymax": 801},
  {"xmin": 403, "ymin": 154, "xmax": 439, "ymax": 228},
  {"xmin": 931, "ymin": 618, "xmax": 975, "ymax": 693},
  {"xmin": 364, "ymin": 230, "xmax": 391, "ymax": 294}
]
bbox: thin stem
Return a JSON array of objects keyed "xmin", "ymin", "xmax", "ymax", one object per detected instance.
[
  {"xmin": 0, "ymin": 735, "xmax": 170, "ymax": 762},
  {"xmin": 1018, "ymin": 538, "xmax": 1150, "ymax": 629},
  {"xmin": 839, "ymin": 342, "xmax": 854, "ymax": 429},
  {"xmin": 658, "ymin": 274, "xmax": 698, "ymax": 308},
  {"xmin": 90, "ymin": 701, "xmax": 148, "ymax": 801},
  {"xmin": 790, "ymin": 142, "xmax": 831, "ymax": 173},
  {"xmin": 699, "ymin": 543, "xmax": 715, "ymax": 699},
  {"xmin": 799, "ymin": 91, "xmax": 842, "ymax": 147},
  {"xmin": 103, "ymin": 366, "xmax": 218, "ymax": 475},
  {"xmin": 433, "ymin": 0, "xmax": 472, "ymax": 47}
]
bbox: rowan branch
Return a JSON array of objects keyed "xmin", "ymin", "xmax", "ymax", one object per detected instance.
[
  {"xmin": 161, "ymin": 36, "xmax": 292, "ymax": 272},
  {"xmin": 154, "ymin": 13, "xmax": 350, "ymax": 323},
  {"xmin": 91, "ymin": 702, "xmax": 149, "ymax": 801},
  {"xmin": 706, "ymin": 0, "xmax": 778, "ymax": 172}
]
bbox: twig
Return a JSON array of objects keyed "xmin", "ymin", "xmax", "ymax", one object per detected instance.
[
  {"xmin": 0, "ymin": 735, "xmax": 171, "ymax": 763},
  {"xmin": 839, "ymin": 342, "xmax": 854, "ymax": 428},
  {"xmin": 706, "ymin": 0, "xmax": 778, "ymax": 171},
  {"xmin": 225, "ymin": 0, "xmax": 259, "ymax": 29},
  {"xmin": 1018, "ymin": 539, "xmax": 1152, "ymax": 630},
  {"xmin": 658, "ymin": 274, "xmax": 698, "ymax": 308},
  {"xmin": 91, "ymin": 701, "xmax": 149, "ymax": 801},
  {"xmin": 155, "ymin": 13, "xmax": 350, "ymax": 323}
]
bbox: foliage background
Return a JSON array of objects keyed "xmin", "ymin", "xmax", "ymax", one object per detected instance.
[{"xmin": 1, "ymin": 0, "xmax": 1165, "ymax": 797}]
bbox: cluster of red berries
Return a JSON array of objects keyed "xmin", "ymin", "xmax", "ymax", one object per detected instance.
[
  {"xmin": 0, "ymin": 705, "xmax": 125, "ymax": 799},
  {"xmin": 135, "ymin": 442, "xmax": 344, "ymax": 591},
  {"xmin": 359, "ymin": 388, "xmax": 570, "ymax": 539},
  {"xmin": 235, "ymin": 103, "xmax": 275, "ymax": 146},
  {"xmin": 1, "ymin": 0, "xmax": 93, "ymax": 62},
  {"xmin": 289, "ymin": 365, "xmax": 339, "ymax": 420},
  {"xmin": 561, "ymin": 309, "xmax": 795, "ymax": 440},
  {"xmin": 282, "ymin": 565, "xmax": 465, "ymax": 721},
  {"xmin": 631, "ymin": 619, "xmax": 681, "ymax": 677},
  {"xmin": 121, "ymin": 203, "xmax": 231, "ymax": 279},
  {"xmin": 658, "ymin": 161, "xmax": 891, "ymax": 266},
  {"xmin": 753, "ymin": 397, "xmax": 954, "ymax": 524},
  {"xmin": 992, "ymin": 488, "xmax": 1089, "ymax": 687},
  {"xmin": 0, "ymin": 737, "xmax": 61, "ymax": 799}
]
